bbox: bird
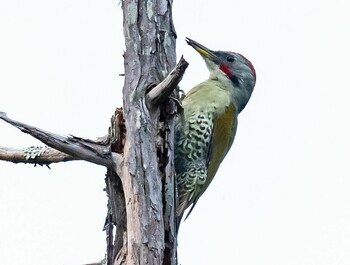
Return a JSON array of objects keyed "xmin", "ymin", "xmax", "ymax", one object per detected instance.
[{"xmin": 175, "ymin": 37, "xmax": 256, "ymax": 226}]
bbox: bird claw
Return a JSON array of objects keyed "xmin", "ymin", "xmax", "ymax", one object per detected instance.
[
  {"xmin": 169, "ymin": 96, "xmax": 184, "ymax": 112},
  {"xmin": 178, "ymin": 89, "xmax": 186, "ymax": 100}
]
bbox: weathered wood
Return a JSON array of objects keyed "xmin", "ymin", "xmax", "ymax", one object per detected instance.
[
  {"xmin": 119, "ymin": 0, "xmax": 177, "ymax": 264},
  {"xmin": 0, "ymin": 0, "xmax": 181, "ymax": 264},
  {"xmin": 0, "ymin": 146, "xmax": 77, "ymax": 165},
  {"xmin": 147, "ymin": 56, "xmax": 188, "ymax": 106},
  {"xmin": 0, "ymin": 112, "xmax": 114, "ymax": 168}
]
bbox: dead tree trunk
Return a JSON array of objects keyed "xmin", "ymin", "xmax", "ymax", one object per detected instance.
[
  {"xmin": 108, "ymin": 0, "xmax": 178, "ymax": 262},
  {"xmin": 110, "ymin": 0, "xmax": 178, "ymax": 264},
  {"xmin": 0, "ymin": 0, "xmax": 188, "ymax": 265}
]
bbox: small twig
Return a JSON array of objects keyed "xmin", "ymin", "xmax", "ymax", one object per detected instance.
[
  {"xmin": 146, "ymin": 56, "xmax": 188, "ymax": 106},
  {"xmin": 83, "ymin": 260, "xmax": 105, "ymax": 265},
  {"xmin": 104, "ymin": 213, "xmax": 114, "ymax": 265}
]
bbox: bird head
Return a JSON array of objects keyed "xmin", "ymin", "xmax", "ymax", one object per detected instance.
[{"xmin": 186, "ymin": 37, "xmax": 256, "ymax": 113}]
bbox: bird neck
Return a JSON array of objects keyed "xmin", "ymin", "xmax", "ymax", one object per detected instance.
[
  {"xmin": 208, "ymin": 70, "xmax": 251, "ymax": 114},
  {"xmin": 231, "ymin": 86, "xmax": 252, "ymax": 113}
]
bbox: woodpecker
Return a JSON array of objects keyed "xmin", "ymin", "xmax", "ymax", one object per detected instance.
[{"xmin": 175, "ymin": 38, "xmax": 256, "ymax": 224}]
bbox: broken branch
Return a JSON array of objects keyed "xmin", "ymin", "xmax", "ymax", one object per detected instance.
[
  {"xmin": 0, "ymin": 112, "xmax": 113, "ymax": 168},
  {"xmin": 146, "ymin": 56, "xmax": 188, "ymax": 106}
]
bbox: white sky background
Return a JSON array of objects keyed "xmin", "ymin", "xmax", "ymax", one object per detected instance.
[{"xmin": 0, "ymin": 0, "xmax": 349, "ymax": 264}]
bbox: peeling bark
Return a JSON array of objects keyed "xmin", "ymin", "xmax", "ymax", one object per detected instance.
[
  {"xmin": 0, "ymin": 0, "xmax": 181, "ymax": 264},
  {"xmin": 118, "ymin": 0, "xmax": 178, "ymax": 264}
]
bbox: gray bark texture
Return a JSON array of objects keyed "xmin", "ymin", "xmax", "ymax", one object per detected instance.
[
  {"xmin": 0, "ymin": 0, "xmax": 183, "ymax": 264},
  {"xmin": 115, "ymin": 0, "xmax": 178, "ymax": 264}
]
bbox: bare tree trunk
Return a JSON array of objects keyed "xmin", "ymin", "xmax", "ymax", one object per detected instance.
[
  {"xmin": 0, "ymin": 0, "xmax": 182, "ymax": 264},
  {"xmin": 110, "ymin": 1, "xmax": 178, "ymax": 264}
]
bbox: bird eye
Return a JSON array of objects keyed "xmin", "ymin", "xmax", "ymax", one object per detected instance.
[{"xmin": 226, "ymin": 55, "xmax": 235, "ymax": 62}]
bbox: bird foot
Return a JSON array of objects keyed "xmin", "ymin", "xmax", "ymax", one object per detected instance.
[
  {"xmin": 169, "ymin": 96, "xmax": 184, "ymax": 112},
  {"xmin": 178, "ymin": 89, "xmax": 186, "ymax": 100}
]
